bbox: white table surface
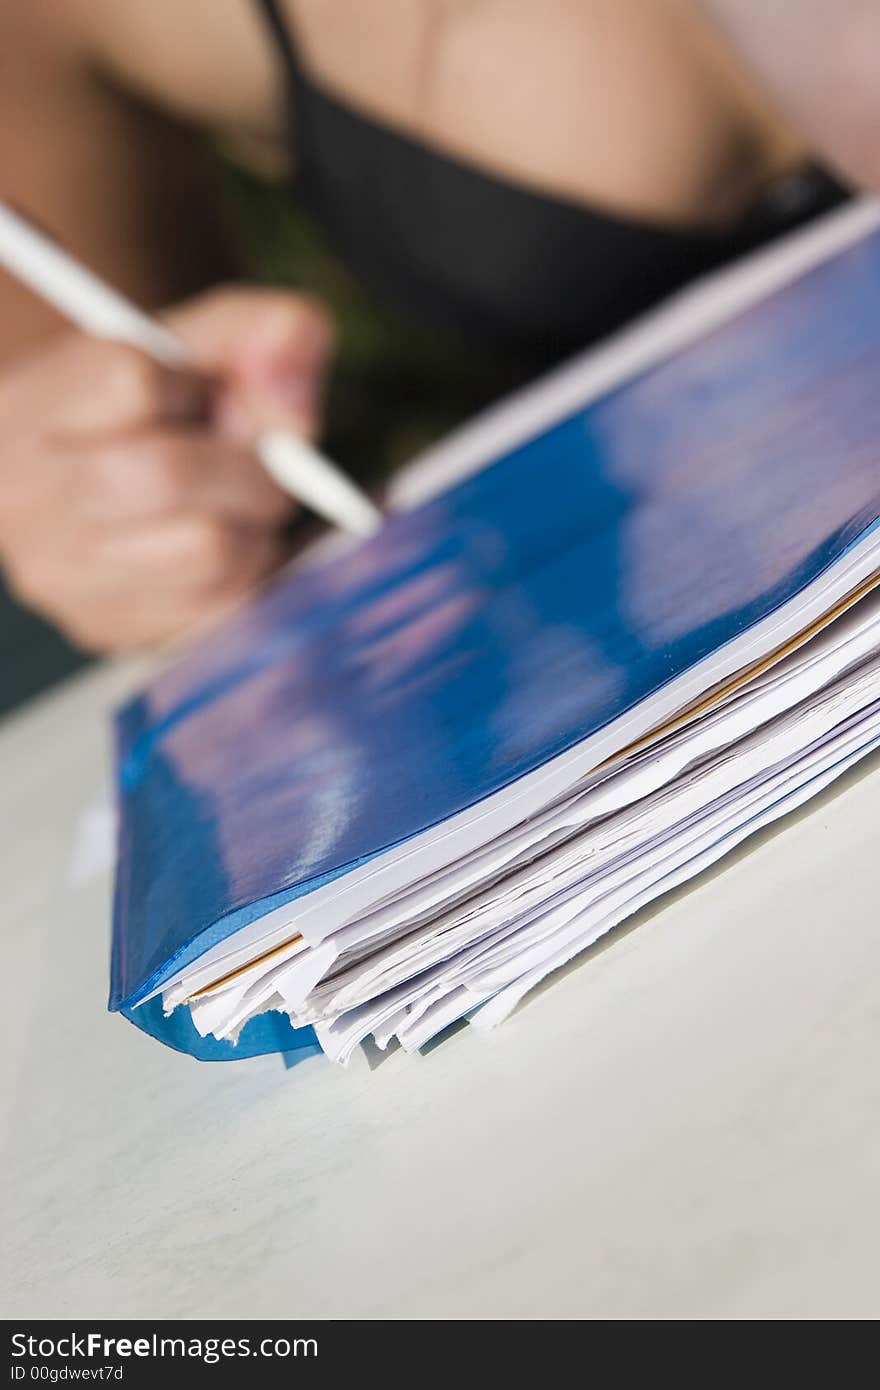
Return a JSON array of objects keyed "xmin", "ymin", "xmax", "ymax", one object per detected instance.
[
  {"xmin": 3, "ymin": 658, "xmax": 880, "ymax": 1320},
  {"xmin": 4, "ymin": 202, "xmax": 880, "ymax": 1321}
]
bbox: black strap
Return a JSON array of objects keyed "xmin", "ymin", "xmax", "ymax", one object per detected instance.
[{"xmin": 253, "ymin": 0, "xmax": 302, "ymax": 85}]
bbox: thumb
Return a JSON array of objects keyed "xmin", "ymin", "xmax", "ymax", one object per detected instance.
[{"xmin": 164, "ymin": 286, "xmax": 335, "ymax": 440}]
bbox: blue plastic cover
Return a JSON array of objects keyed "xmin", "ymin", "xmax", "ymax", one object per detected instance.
[{"xmin": 112, "ymin": 229, "xmax": 880, "ymax": 1058}]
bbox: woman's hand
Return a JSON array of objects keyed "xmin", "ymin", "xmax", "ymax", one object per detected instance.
[{"xmin": 0, "ymin": 285, "xmax": 334, "ymax": 650}]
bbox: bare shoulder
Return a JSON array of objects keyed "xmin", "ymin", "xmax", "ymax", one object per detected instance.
[{"xmin": 10, "ymin": 0, "xmax": 282, "ymax": 145}]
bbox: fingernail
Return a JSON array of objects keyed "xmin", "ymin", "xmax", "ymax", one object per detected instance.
[
  {"xmin": 258, "ymin": 307, "xmax": 333, "ymax": 369},
  {"xmin": 264, "ymin": 366, "xmax": 320, "ymax": 421},
  {"xmin": 215, "ymin": 392, "xmax": 253, "ymax": 439}
]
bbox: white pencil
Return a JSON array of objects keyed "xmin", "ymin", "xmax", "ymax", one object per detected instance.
[{"xmin": 0, "ymin": 200, "xmax": 382, "ymax": 538}]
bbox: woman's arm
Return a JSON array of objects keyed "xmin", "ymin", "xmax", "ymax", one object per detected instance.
[
  {"xmin": 700, "ymin": 0, "xmax": 880, "ymax": 192},
  {"xmin": 0, "ymin": 0, "xmax": 277, "ymax": 362}
]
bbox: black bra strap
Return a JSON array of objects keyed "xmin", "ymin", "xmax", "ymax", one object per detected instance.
[{"xmin": 253, "ymin": 0, "xmax": 303, "ymax": 86}]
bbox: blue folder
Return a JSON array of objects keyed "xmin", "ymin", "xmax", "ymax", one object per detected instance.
[{"xmin": 112, "ymin": 227, "xmax": 880, "ymax": 1059}]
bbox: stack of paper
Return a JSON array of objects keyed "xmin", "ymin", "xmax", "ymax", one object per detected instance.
[{"xmin": 111, "ymin": 207, "xmax": 880, "ymax": 1064}]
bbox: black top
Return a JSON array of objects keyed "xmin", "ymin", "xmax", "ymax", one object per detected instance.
[{"xmin": 254, "ymin": 0, "xmax": 848, "ymax": 369}]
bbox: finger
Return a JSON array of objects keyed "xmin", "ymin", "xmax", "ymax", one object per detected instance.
[
  {"xmin": 89, "ymin": 515, "xmax": 282, "ymax": 598},
  {"xmin": 0, "ymin": 333, "xmax": 208, "ymax": 434},
  {"xmin": 93, "ymin": 520, "xmax": 279, "ymax": 649},
  {"xmin": 165, "ymin": 286, "xmax": 333, "ymax": 374},
  {"xmin": 7, "ymin": 517, "xmax": 281, "ymax": 651},
  {"xmin": 164, "ymin": 286, "xmax": 334, "ymax": 438},
  {"xmin": 73, "ymin": 428, "xmax": 297, "ymax": 526}
]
